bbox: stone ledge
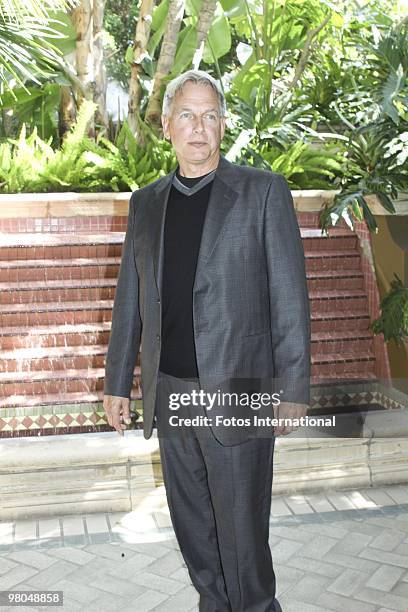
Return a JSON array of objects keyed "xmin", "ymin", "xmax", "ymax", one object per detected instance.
[
  {"xmin": 0, "ymin": 191, "xmax": 407, "ymax": 217},
  {"xmin": 1, "ymin": 420, "xmax": 408, "ymax": 520}
]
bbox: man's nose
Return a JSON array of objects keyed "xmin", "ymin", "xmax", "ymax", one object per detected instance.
[{"xmin": 192, "ymin": 117, "xmax": 204, "ymax": 132}]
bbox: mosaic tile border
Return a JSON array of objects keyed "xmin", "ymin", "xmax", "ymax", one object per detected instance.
[
  {"xmin": 0, "ymin": 400, "xmax": 143, "ymax": 437},
  {"xmin": 310, "ymin": 380, "xmax": 407, "ymax": 412},
  {"xmin": 0, "ymin": 385, "xmax": 407, "ymax": 437}
]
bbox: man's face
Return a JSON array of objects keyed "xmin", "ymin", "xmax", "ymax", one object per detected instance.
[{"xmin": 161, "ymin": 81, "xmax": 226, "ymax": 169}]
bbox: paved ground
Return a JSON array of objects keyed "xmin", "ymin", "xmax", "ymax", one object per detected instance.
[{"xmin": 1, "ymin": 485, "xmax": 408, "ymax": 611}]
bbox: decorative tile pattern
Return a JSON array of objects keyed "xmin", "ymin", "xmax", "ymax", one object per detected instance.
[{"xmin": 0, "ymin": 398, "xmax": 143, "ymax": 437}]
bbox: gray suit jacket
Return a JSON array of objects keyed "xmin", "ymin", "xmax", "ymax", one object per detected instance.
[{"xmin": 104, "ymin": 155, "xmax": 311, "ymax": 445}]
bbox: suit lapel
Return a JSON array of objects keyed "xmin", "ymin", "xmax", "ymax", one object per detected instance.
[
  {"xmin": 192, "ymin": 170, "xmax": 237, "ymax": 290},
  {"xmin": 150, "ymin": 173, "xmax": 175, "ymax": 299},
  {"xmin": 149, "ymin": 155, "xmax": 238, "ymax": 299}
]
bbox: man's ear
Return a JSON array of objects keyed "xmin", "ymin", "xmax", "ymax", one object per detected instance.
[
  {"xmin": 161, "ymin": 114, "xmax": 169, "ymax": 140},
  {"xmin": 220, "ymin": 116, "xmax": 226, "ymax": 139}
]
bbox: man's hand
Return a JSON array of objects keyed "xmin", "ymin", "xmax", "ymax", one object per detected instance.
[
  {"xmin": 273, "ymin": 402, "xmax": 308, "ymax": 436},
  {"xmin": 103, "ymin": 395, "xmax": 132, "ymax": 436}
]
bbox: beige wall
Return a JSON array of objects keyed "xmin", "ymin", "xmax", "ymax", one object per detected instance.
[{"xmin": 372, "ymin": 216, "xmax": 408, "ymax": 389}]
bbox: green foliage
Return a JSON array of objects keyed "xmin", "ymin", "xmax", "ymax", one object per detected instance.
[
  {"xmin": 104, "ymin": 0, "xmax": 139, "ymax": 89},
  {"xmin": 0, "ymin": 100, "xmax": 176, "ymax": 193},
  {"xmin": 319, "ymin": 118, "xmax": 408, "ymax": 232},
  {"xmin": 0, "ymin": 2, "xmax": 75, "ymax": 94},
  {"xmin": 259, "ymin": 141, "xmax": 342, "ymax": 190},
  {"xmin": 1, "ymin": 0, "xmax": 407, "ymax": 220},
  {"xmin": 317, "ymin": 20, "xmax": 408, "ymax": 232},
  {"xmin": 0, "ymin": 83, "xmax": 62, "ymax": 142},
  {"xmin": 222, "ymin": 81, "xmax": 343, "ymax": 188},
  {"xmin": 371, "ymin": 275, "xmax": 408, "ymax": 344}
]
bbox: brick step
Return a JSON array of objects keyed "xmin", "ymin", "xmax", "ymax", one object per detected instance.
[
  {"xmin": 311, "ymin": 351, "xmax": 375, "ymax": 377},
  {"xmin": 0, "ymin": 278, "xmax": 117, "ymax": 304},
  {"xmin": 0, "ymin": 344, "xmax": 109, "ymax": 373},
  {"xmin": 310, "ymin": 372, "xmax": 377, "ymax": 386},
  {"xmin": 301, "ymin": 229, "xmax": 358, "ymax": 252},
  {"xmin": 311, "ymin": 330, "xmax": 373, "ymax": 354},
  {"xmin": 0, "ymin": 232, "xmax": 124, "ymax": 261},
  {"xmin": 0, "ymin": 300, "xmax": 113, "ymax": 327},
  {"xmin": 0, "ymin": 321, "xmax": 112, "ymax": 350},
  {"xmin": 0, "ymin": 388, "xmax": 142, "ymax": 410},
  {"xmin": 305, "ymin": 249, "xmax": 361, "ymax": 271},
  {"xmin": 0, "ymin": 257, "xmax": 120, "ymax": 282},
  {"xmin": 0, "ymin": 366, "xmax": 140, "ymax": 398},
  {"xmin": 300, "ymin": 228, "xmax": 356, "ymax": 238},
  {"xmin": 307, "ymin": 270, "xmax": 364, "ymax": 291},
  {"xmin": 311, "ymin": 310, "xmax": 371, "ymax": 333},
  {"xmin": 309, "ymin": 289, "xmax": 368, "ymax": 314}
]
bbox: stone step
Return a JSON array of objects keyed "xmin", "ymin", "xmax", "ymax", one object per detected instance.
[
  {"xmin": 307, "ymin": 269, "xmax": 364, "ymax": 291},
  {"xmin": 0, "ymin": 321, "xmax": 112, "ymax": 350},
  {"xmin": 305, "ymin": 249, "xmax": 361, "ymax": 271},
  {"xmin": 0, "ymin": 232, "xmax": 124, "ymax": 261},
  {"xmin": 0, "ymin": 299, "xmax": 113, "ymax": 327},
  {"xmin": 309, "ymin": 289, "xmax": 368, "ymax": 314},
  {"xmin": 0, "ymin": 278, "xmax": 116, "ymax": 304},
  {"xmin": 0, "ymin": 366, "xmax": 140, "ymax": 398},
  {"xmin": 0, "ymin": 257, "xmax": 120, "ymax": 282},
  {"xmin": 311, "ymin": 309, "xmax": 371, "ymax": 333},
  {"xmin": 311, "ymin": 329, "xmax": 373, "ymax": 354}
]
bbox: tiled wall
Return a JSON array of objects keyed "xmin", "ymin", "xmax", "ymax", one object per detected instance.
[
  {"xmin": 0, "ymin": 216, "xmax": 128, "ymax": 233},
  {"xmin": 353, "ymin": 220, "xmax": 391, "ymax": 380}
]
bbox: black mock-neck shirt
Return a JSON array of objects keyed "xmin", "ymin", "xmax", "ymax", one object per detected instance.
[{"xmin": 159, "ymin": 165, "xmax": 216, "ymax": 379}]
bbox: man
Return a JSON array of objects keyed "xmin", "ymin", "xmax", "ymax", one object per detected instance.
[{"xmin": 104, "ymin": 69, "xmax": 310, "ymax": 612}]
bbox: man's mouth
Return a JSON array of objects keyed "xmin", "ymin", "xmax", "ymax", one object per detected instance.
[{"xmin": 189, "ymin": 142, "xmax": 207, "ymax": 147}]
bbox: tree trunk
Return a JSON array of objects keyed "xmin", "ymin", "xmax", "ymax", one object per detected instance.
[
  {"xmin": 59, "ymin": 85, "xmax": 76, "ymax": 141},
  {"xmin": 93, "ymin": 0, "xmax": 108, "ymax": 131},
  {"xmin": 71, "ymin": 0, "xmax": 94, "ymax": 137},
  {"xmin": 192, "ymin": 0, "xmax": 216, "ymax": 69},
  {"xmin": 144, "ymin": 0, "xmax": 185, "ymax": 133},
  {"xmin": 127, "ymin": 0, "xmax": 156, "ymax": 143}
]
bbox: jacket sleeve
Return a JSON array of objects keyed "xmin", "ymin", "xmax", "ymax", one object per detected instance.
[
  {"xmin": 104, "ymin": 192, "xmax": 142, "ymax": 398},
  {"xmin": 263, "ymin": 174, "xmax": 311, "ymax": 405}
]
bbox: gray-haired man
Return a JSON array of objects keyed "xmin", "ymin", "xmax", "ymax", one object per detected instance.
[{"xmin": 104, "ymin": 69, "xmax": 310, "ymax": 611}]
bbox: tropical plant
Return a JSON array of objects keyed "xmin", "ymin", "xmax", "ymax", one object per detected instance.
[
  {"xmin": 0, "ymin": 0, "xmax": 76, "ymax": 94},
  {"xmin": 319, "ymin": 118, "xmax": 408, "ymax": 231},
  {"xmin": 319, "ymin": 21, "xmax": 408, "ymax": 232},
  {"xmin": 371, "ymin": 275, "xmax": 408, "ymax": 344},
  {"xmin": 0, "ymin": 101, "xmax": 176, "ymax": 192}
]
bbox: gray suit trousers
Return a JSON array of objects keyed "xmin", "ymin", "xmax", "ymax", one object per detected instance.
[{"xmin": 155, "ymin": 370, "xmax": 283, "ymax": 612}]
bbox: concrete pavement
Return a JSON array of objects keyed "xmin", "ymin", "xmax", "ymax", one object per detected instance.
[{"xmin": 1, "ymin": 484, "xmax": 408, "ymax": 611}]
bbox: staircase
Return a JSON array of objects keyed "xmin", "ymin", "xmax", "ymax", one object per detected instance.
[
  {"xmin": 0, "ymin": 233, "xmax": 140, "ymax": 411},
  {"xmin": 0, "ymin": 225, "xmax": 378, "ymax": 413},
  {"xmin": 303, "ymin": 227, "xmax": 377, "ymax": 385}
]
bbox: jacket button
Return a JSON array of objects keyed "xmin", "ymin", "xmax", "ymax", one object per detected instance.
[
  {"xmin": 157, "ymin": 299, "xmax": 161, "ymax": 304},
  {"xmin": 156, "ymin": 334, "xmax": 160, "ymax": 341}
]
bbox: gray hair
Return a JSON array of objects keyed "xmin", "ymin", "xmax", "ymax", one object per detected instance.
[{"xmin": 162, "ymin": 70, "xmax": 226, "ymax": 117}]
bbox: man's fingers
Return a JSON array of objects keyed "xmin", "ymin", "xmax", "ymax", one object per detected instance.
[
  {"xmin": 122, "ymin": 404, "xmax": 132, "ymax": 424},
  {"xmin": 112, "ymin": 415, "xmax": 126, "ymax": 436},
  {"xmin": 273, "ymin": 402, "xmax": 307, "ymax": 436},
  {"xmin": 103, "ymin": 395, "xmax": 131, "ymax": 434}
]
